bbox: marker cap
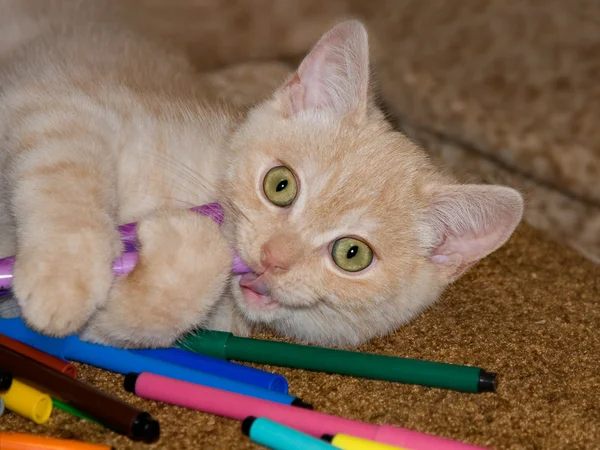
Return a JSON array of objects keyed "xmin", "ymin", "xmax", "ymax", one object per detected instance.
[
  {"xmin": 0, "ymin": 371, "xmax": 12, "ymax": 391},
  {"xmin": 123, "ymin": 373, "xmax": 139, "ymax": 393},
  {"xmin": 131, "ymin": 412, "xmax": 160, "ymax": 443},
  {"xmin": 291, "ymin": 398, "xmax": 314, "ymax": 409},
  {"xmin": 241, "ymin": 416, "xmax": 257, "ymax": 436},
  {"xmin": 478, "ymin": 370, "xmax": 497, "ymax": 392}
]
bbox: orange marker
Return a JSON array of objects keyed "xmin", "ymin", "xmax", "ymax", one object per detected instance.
[
  {"xmin": 0, "ymin": 335, "xmax": 77, "ymax": 378},
  {"xmin": 0, "ymin": 433, "xmax": 113, "ymax": 450}
]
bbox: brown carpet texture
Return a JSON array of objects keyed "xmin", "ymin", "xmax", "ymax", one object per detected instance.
[{"xmin": 1, "ymin": 225, "xmax": 599, "ymax": 449}]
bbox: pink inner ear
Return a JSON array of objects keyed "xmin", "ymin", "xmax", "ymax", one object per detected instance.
[
  {"xmin": 428, "ymin": 185, "xmax": 524, "ymax": 280},
  {"xmin": 434, "ymin": 222, "xmax": 514, "ymax": 263},
  {"xmin": 282, "ymin": 73, "xmax": 307, "ymax": 115},
  {"xmin": 432, "ymin": 223, "xmax": 514, "ymax": 279},
  {"xmin": 279, "ymin": 20, "xmax": 369, "ymax": 117}
]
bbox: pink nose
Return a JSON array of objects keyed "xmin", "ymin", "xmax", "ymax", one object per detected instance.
[{"xmin": 260, "ymin": 235, "xmax": 300, "ymax": 272}]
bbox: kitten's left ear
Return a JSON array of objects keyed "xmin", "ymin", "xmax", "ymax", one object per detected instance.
[
  {"xmin": 425, "ymin": 185, "xmax": 524, "ymax": 282},
  {"xmin": 277, "ymin": 20, "xmax": 369, "ymax": 121}
]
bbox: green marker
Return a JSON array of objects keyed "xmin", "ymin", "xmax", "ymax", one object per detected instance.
[
  {"xmin": 179, "ymin": 330, "xmax": 496, "ymax": 393},
  {"xmin": 53, "ymin": 399, "xmax": 104, "ymax": 427}
]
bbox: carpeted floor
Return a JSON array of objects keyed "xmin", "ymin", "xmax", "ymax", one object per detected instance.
[
  {"xmin": 1, "ymin": 2, "xmax": 599, "ymax": 449},
  {"xmin": 2, "ymin": 224, "xmax": 598, "ymax": 449}
]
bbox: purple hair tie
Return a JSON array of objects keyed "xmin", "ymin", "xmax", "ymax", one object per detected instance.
[{"xmin": 0, "ymin": 203, "xmax": 251, "ymax": 292}]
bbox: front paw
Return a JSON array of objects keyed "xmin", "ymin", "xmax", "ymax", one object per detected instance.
[
  {"xmin": 13, "ymin": 228, "xmax": 120, "ymax": 336},
  {"xmin": 80, "ymin": 210, "xmax": 232, "ymax": 348}
]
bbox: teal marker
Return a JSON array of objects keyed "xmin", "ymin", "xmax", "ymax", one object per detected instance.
[
  {"xmin": 242, "ymin": 417, "xmax": 337, "ymax": 450},
  {"xmin": 179, "ymin": 330, "xmax": 496, "ymax": 393}
]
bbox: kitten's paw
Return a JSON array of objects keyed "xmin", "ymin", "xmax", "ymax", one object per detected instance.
[
  {"xmin": 81, "ymin": 210, "xmax": 232, "ymax": 348},
  {"xmin": 12, "ymin": 227, "xmax": 120, "ymax": 336}
]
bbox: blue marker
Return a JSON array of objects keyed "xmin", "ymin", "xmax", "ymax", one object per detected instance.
[
  {"xmin": 132, "ymin": 348, "xmax": 288, "ymax": 393},
  {"xmin": 242, "ymin": 417, "xmax": 337, "ymax": 450},
  {"xmin": 0, "ymin": 318, "xmax": 308, "ymax": 407}
]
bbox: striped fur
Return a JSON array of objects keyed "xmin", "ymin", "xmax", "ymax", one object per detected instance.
[{"xmin": 0, "ymin": 5, "xmax": 522, "ymax": 348}]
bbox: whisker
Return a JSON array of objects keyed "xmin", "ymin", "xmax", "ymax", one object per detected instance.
[
  {"xmin": 158, "ymin": 196, "xmax": 200, "ymax": 209},
  {"xmin": 127, "ymin": 174, "xmax": 206, "ymax": 207},
  {"xmin": 128, "ymin": 151, "xmax": 258, "ymax": 232},
  {"xmin": 223, "ymin": 198, "xmax": 255, "ymax": 231},
  {"xmin": 137, "ymin": 150, "xmax": 211, "ymax": 193}
]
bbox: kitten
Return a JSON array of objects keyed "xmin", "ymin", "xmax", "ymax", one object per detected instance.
[{"xmin": 0, "ymin": 10, "xmax": 523, "ymax": 348}]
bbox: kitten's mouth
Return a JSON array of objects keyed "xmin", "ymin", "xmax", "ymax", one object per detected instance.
[{"xmin": 239, "ymin": 273, "xmax": 279, "ymax": 310}]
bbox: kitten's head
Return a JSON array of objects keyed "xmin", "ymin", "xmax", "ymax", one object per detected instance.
[{"xmin": 220, "ymin": 21, "xmax": 523, "ymax": 347}]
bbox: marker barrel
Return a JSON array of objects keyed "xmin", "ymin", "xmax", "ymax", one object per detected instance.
[
  {"xmin": 243, "ymin": 417, "xmax": 337, "ymax": 450},
  {"xmin": 65, "ymin": 343, "xmax": 296, "ymax": 405},
  {"xmin": 0, "ymin": 346, "xmax": 159, "ymax": 443},
  {"xmin": 324, "ymin": 433, "xmax": 407, "ymax": 450},
  {"xmin": 0, "ymin": 378, "xmax": 53, "ymax": 424},
  {"xmin": 0, "ymin": 433, "xmax": 112, "ymax": 450},
  {"xmin": 132, "ymin": 348, "xmax": 288, "ymax": 393},
  {"xmin": 180, "ymin": 330, "xmax": 495, "ymax": 393},
  {"xmin": 0, "ymin": 334, "xmax": 77, "ymax": 378},
  {"xmin": 53, "ymin": 399, "xmax": 104, "ymax": 427},
  {"xmin": 0, "ymin": 318, "xmax": 299, "ymax": 405},
  {"xmin": 126, "ymin": 372, "xmax": 484, "ymax": 450}
]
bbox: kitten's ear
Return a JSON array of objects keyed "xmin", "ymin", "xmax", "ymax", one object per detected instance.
[
  {"xmin": 277, "ymin": 20, "xmax": 369, "ymax": 120},
  {"xmin": 425, "ymin": 185, "xmax": 524, "ymax": 282}
]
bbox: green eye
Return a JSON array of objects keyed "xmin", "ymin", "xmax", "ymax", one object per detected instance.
[
  {"xmin": 332, "ymin": 237, "xmax": 373, "ymax": 272},
  {"xmin": 263, "ymin": 166, "xmax": 298, "ymax": 207}
]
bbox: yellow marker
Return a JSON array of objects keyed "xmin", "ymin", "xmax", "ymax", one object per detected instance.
[
  {"xmin": 323, "ymin": 433, "xmax": 408, "ymax": 450},
  {"xmin": 0, "ymin": 378, "xmax": 52, "ymax": 424}
]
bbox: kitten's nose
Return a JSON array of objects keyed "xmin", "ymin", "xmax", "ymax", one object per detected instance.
[{"xmin": 261, "ymin": 234, "xmax": 300, "ymax": 272}]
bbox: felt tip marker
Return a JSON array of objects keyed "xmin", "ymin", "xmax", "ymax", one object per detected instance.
[
  {"xmin": 0, "ymin": 334, "xmax": 77, "ymax": 378},
  {"xmin": 0, "ymin": 378, "xmax": 53, "ymax": 424},
  {"xmin": 0, "ymin": 247, "xmax": 248, "ymax": 291},
  {"xmin": 180, "ymin": 330, "xmax": 496, "ymax": 393},
  {"xmin": 0, "ymin": 346, "xmax": 160, "ymax": 443},
  {"xmin": 132, "ymin": 347, "xmax": 289, "ymax": 393},
  {"xmin": 242, "ymin": 417, "xmax": 337, "ymax": 450},
  {"xmin": 322, "ymin": 433, "xmax": 408, "ymax": 450},
  {"xmin": 118, "ymin": 203, "xmax": 250, "ymax": 274},
  {"xmin": 125, "ymin": 372, "xmax": 485, "ymax": 450},
  {"xmin": 0, "ymin": 433, "xmax": 114, "ymax": 450},
  {"xmin": 0, "ymin": 202, "xmax": 251, "ymax": 292},
  {"xmin": 0, "ymin": 318, "xmax": 305, "ymax": 406},
  {"xmin": 53, "ymin": 399, "xmax": 104, "ymax": 427}
]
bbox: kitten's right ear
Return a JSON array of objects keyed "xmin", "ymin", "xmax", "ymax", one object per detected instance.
[{"xmin": 276, "ymin": 20, "xmax": 370, "ymax": 121}]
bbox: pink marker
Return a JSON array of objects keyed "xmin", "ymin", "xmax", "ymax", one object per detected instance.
[
  {"xmin": 124, "ymin": 372, "xmax": 486, "ymax": 450},
  {"xmin": 0, "ymin": 203, "xmax": 251, "ymax": 291}
]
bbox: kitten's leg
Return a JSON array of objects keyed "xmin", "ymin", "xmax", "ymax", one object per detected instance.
[
  {"xmin": 80, "ymin": 210, "xmax": 232, "ymax": 348},
  {"xmin": 7, "ymin": 115, "xmax": 120, "ymax": 336},
  {"xmin": 205, "ymin": 292, "xmax": 253, "ymax": 337}
]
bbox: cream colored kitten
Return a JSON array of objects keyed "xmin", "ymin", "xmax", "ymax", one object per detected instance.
[{"xmin": 0, "ymin": 7, "xmax": 523, "ymax": 348}]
